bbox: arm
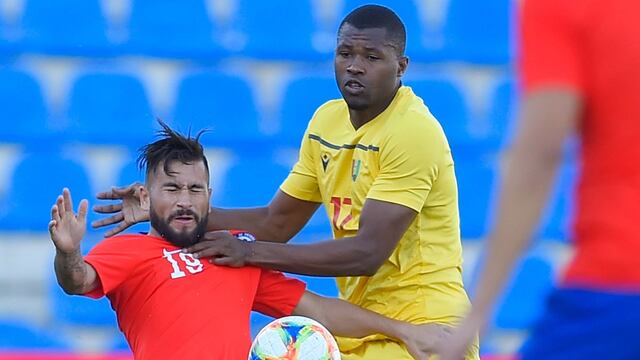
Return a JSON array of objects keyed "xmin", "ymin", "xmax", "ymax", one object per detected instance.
[
  {"xmin": 207, "ymin": 191, "xmax": 320, "ymax": 242},
  {"xmin": 50, "ymin": 188, "xmax": 99, "ymax": 295},
  {"xmin": 438, "ymin": 89, "xmax": 580, "ymax": 360},
  {"xmin": 188, "ymin": 198, "xmax": 416, "ymax": 276},
  {"xmin": 294, "ymin": 291, "xmax": 450, "ymax": 360}
]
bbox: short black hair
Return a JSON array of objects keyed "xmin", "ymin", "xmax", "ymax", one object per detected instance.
[
  {"xmin": 137, "ymin": 119, "xmax": 209, "ymax": 181},
  {"xmin": 339, "ymin": 4, "xmax": 407, "ymax": 55}
]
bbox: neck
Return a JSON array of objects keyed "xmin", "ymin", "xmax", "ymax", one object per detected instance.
[{"xmin": 349, "ymin": 85, "xmax": 400, "ymax": 130}]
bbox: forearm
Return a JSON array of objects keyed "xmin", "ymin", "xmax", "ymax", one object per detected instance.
[
  {"xmin": 54, "ymin": 249, "xmax": 97, "ymax": 295},
  {"xmin": 247, "ymin": 236, "xmax": 376, "ymax": 276},
  {"xmin": 294, "ymin": 292, "xmax": 409, "ymax": 340},
  {"xmin": 208, "ymin": 207, "xmax": 293, "ymax": 242},
  {"xmin": 472, "ymin": 144, "xmax": 562, "ymax": 316}
]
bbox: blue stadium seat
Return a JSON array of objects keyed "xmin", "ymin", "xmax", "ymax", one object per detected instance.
[
  {"xmin": 66, "ymin": 72, "xmax": 155, "ymax": 146},
  {"xmin": 340, "ymin": 0, "xmax": 426, "ymax": 59},
  {"xmin": 292, "ymin": 274, "xmax": 338, "ymax": 298},
  {"xmin": 494, "ymin": 255, "xmax": 554, "ymax": 329},
  {"xmin": 406, "ymin": 78, "xmax": 473, "ymax": 150},
  {"xmin": 172, "ymin": 72, "xmax": 262, "ymax": 146},
  {"xmin": 0, "ymin": 152, "xmax": 93, "ymax": 231},
  {"xmin": 455, "ymin": 160, "xmax": 497, "ymax": 239},
  {"xmin": 126, "ymin": 0, "xmax": 224, "ymax": 58},
  {"xmin": 49, "ymin": 261, "xmax": 118, "ymax": 327},
  {"xmin": 485, "ymin": 77, "xmax": 517, "ymax": 148},
  {"xmin": 278, "ymin": 75, "xmax": 341, "ymax": 144},
  {"xmin": 20, "ymin": 0, "xmax": 112, "ymax": 55},
  {"xmin": 233, "ymin": 0, "xmax": 324, "ymax": 60},
  {"xmin": 0, "ymin": 319, "xmax": 69, "ymax": 350},
  {"xmin": 215, "ymin": 157, "xmax": 290, "ymax": 208},
  {"xmin": 0, "ymin": 69, "xmax": 52, "ymax": 144},
  {"xmin": 442, "ymin": 0, "xmax": 512, "ymax": 64}
]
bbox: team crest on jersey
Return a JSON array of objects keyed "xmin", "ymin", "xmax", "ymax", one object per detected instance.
[
  {"xmin": 321, "ymin": 153, "xmax": 330, "ymax": 172},
  {"xmin": 351, "ymin": 159, "xmax": 362, "ymax": 181},
  {"xmin": 232, "ymin": 231, "xmax": 256, "ymax": 242}
]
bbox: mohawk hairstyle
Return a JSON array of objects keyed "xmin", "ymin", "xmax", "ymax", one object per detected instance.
[
  {"xmin": 339, "ymin": 4, "xmax": 407, "ymax": 55},
  {"xmin": 137, "ymin": 119, "xmax": 209, "ymax": 180}
]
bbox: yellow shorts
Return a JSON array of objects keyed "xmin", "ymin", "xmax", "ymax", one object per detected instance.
[{"xmin": 340, "ymin": 339, "xmax": 480, "ymax": 360}]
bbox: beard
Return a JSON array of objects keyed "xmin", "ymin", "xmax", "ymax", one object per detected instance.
[{"xmin": 149, "ymin": 207, "xmax": 208, "ymax": 248}]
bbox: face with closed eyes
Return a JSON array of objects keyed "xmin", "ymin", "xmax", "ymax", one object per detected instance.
[{"xmin": 142, "ymin": 160, "xmax": 211, "ymax": 248}]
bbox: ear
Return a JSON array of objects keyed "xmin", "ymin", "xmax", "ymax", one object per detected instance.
[
  {"xmin": 208, "ymin": 187, "xmax": 212, "ymax": 204},
  {"xmin": 397, "ymin": 56, "xmax": 409, "ymax": 78},
  {"xmin": 139, "ymin": 185, "xmax": 150, "ymax": 211}
]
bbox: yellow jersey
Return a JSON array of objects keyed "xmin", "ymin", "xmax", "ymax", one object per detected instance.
[{"xmin": 280, "ymin": 86, "xmax": 479, "ymax": 359}]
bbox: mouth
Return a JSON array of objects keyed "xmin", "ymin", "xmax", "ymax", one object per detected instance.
[
  {"xmin": 171, "ymin": 213, "xmax": 196, "ymax": 226},
  {"xmin": 344, "ymin": 79, "xmax": 365, "ymax": 95}
]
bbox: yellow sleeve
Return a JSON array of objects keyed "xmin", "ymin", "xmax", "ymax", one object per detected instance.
[
  {"xmin": 366, "ymin": 116, "xmax": 447, "ymax": 212},
  {"xmin": 280, "ymin": 128, "xmax": 322, "ymax": 203}
]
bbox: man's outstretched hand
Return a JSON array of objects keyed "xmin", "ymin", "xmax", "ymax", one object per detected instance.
[{"xmin": 92, "ymin": 182, "xmax": 149, "ymax": 237}]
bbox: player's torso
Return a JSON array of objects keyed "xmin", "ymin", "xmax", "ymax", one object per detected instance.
[
  {"xmin": 109, "ymin": 239, "xmax": 260, "ymax": 359},
  {"xmin": 309, "ymin": 89, "xmax": 469, "ymax": 322}
]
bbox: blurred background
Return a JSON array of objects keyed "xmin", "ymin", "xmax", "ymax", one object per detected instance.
[{"xmin": 0, "ymin": 0, "xmax": 575, "ymax": 358}]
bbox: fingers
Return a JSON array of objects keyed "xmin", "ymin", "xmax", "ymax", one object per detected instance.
[
  {"xmin": 93, "ymin": 203, "xmax": 123, "ymax": 214},
  {"xmin": 48, "ymin": 219, "xmax": 56, "ymax": 234},
  {"xmin": 185, "ymin": 241, "xmax": 221, "ymax": 259},
  {"xmin": 113, "ymin": 183, "xmax": 141, "ymax": 196},
  {"xmin": 91, "ymin": 213, "xmax": 124, "ymax": 229},
  {"xmin": 56, "ymin": 194, "xmax": 65, "ymax": 214},
  {"xmin": 77, "ymin": 199, "xmax": 89, "ymax": 222},
  {"xmin": 96, "ymin": 190, "xmax": 119, "ymax": 200},
  {"xmin": 63, "ymin": 188, "xmax": 74, "ymax": 214},
  {"xmin": 51, "ymin": 202, "xmax": 61, "ymax": 223},
  {"xmin": 103, "ymin": 221, "xmax": 132, "ymax": 238}
]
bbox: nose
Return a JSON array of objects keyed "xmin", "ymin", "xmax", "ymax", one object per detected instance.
[
  {"xmin": 175, "ymin": 190, "xmax": 193, "ymax": 209},
  {"xmin": 346, "ymin": 55, "xmax": 365, "ymax": 75}
]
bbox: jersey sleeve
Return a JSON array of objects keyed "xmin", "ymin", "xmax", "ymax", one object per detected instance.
[
  {"xmin": 366, "ymin": 114, "xmax": 445, "ymax": 213},
  {"xmin": 280, "ymin": 127, "xmax": 322, "ymax": 203},
  {"xmin": 252, "ymin": 270, "xmax": 307, "ymax": 318},
  {"xmin": 521, "ymin": 0, "xmax": 585, "ymax": 94},
  {"xmin": 83, "ymin": 235, "xmax": 142, "ymax": 299}
]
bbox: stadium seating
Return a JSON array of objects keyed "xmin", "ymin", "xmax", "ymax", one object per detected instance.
[
  {"xmin": 494, "ymin": 255, "xmax": 554, "ymax": 329},
  {"xmin": 455, "ymin": 160, "xmax": 497, "ymax": 239},
  {"xmin": 20, "ymin": 0, "xmax": 112, "ymax": 55},
  {"xmin": 0, "ymin": 320, "xmax": 69, "ymax": 350},
  {"xmin": 278, "ymin": 75, "xmax": 341, "ymax": 144},
  {"xmin": 0, "ymin": 152, "xmax": 93, "ymax": 231},
  {"xmin": 442, "ymin": 0, "xmax": 512, "ymax": 64},
  {"xmin": 126, "ymin": 0, "xmax": 224, "ymax": 59},
  {"xmin": 65, "ymin": 72, "xmax": 155, "ymax": 146},
  {"xmin": 172, "ymin": 71, "xmax": 262, "ymax": 146},
  {"xmin": 232, "ymin": 0, "xmax": 326, "ymax": 60},
  {"xmin": 0, "ymin": 69, "xmax": 51, "ymax": 145},
  {"xmin": 49, "ymin": 266, "xmax": 118, "ymax": 328},
  {"xmin": 485, "ymin": 77, "xmax": 517, "ymax": 148},
  {"xmin": 214, "ymin": 157, "xmax": 290, "ymax": 208}
]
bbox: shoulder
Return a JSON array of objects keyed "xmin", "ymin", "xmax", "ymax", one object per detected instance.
[
  {"xmin": 89, "ymin": 233, "xmax": 156, "ymax": 253},
  {"xmin": 308, "ymin": 99, "xmax": 347, "ymax": 130}
]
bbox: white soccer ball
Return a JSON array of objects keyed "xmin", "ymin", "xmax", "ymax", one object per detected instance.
[{"xmin": 249, "ymin": 316, "xmax": 341, "ymax": 360}]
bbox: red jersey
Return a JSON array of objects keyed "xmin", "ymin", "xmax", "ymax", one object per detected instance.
[
  {"xmin": 521, "ymin": 0, "xmax": 640, "ymax": 289},
  {"xmin": 83, "ymin": 234, "xmax": 306, "ymax": 359}
]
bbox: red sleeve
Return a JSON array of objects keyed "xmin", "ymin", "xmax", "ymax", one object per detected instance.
[
  {"xmin": 83, "ymin": 235, "xmax": 143, "ymax": 299},
  {"xmin": 252, "ymin": 270, "xmax": 306, "ymax": 318},
  {"xmin": 520, "ymin": 0, "xmax": 586, "ymax": 94}
]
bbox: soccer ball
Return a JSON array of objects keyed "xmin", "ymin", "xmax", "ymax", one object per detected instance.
[{"xmin": 249, "ymin": 316, "xmax": 341, "ymax": 360}]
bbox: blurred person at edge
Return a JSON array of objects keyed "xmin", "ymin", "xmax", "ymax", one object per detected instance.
[{"xmin": 438, "ymin": 0, "xmax": 640, "ymax": 359}]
